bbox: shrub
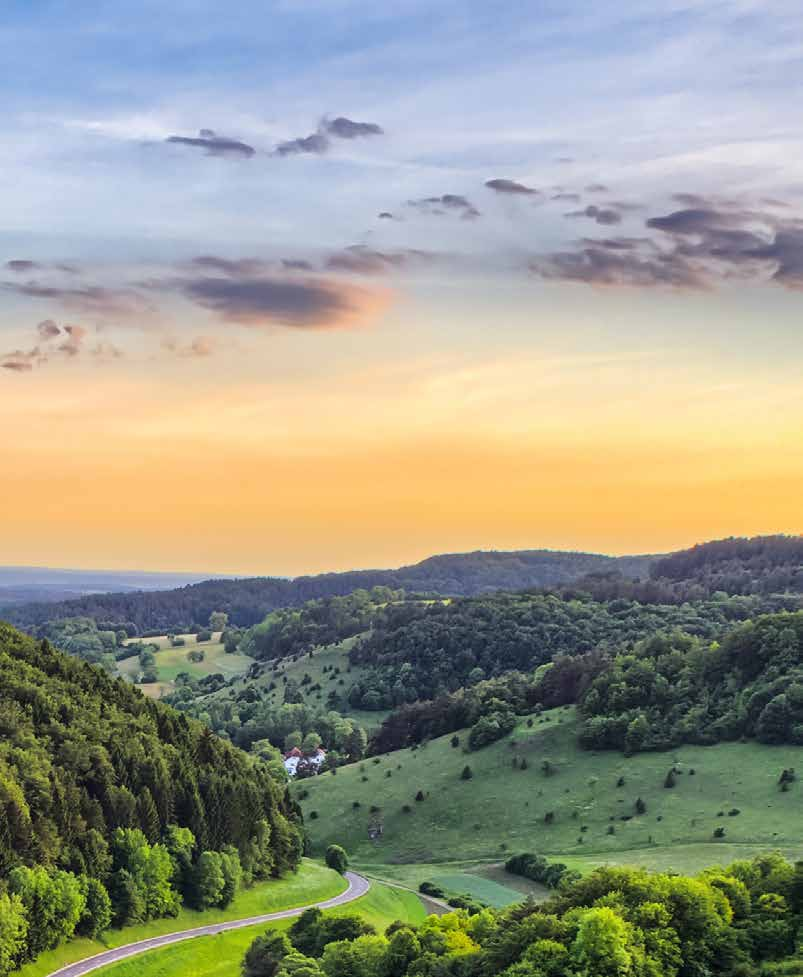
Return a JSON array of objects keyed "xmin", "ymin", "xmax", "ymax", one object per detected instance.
[
  {"xmin": 635, "ymin": 797, "xmax": 647, "ymax": 815},
  {"xmin": 713, "ymin": 826, "xmax": 726, "ymax": 838},
  {"xmin": 461, "ymin": 765, "xmax": 473, "ymax": 781},
  {"xmin": 325, "ymin": 845, "xmax": 348, "ymax": 874},
  {"xmin": 664, "ymin": 769, "xmax": 677, "ymax": 788},
  {"xmin": 419, "ymin": 881, "xmax": 445, "ymax": 898},
  {"xmin": 415, "ymin": 790, "xmax": 425, "ymax": 802}
]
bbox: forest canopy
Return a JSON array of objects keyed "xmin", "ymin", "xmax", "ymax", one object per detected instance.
[{"xmin": 0, "ymin": 622, "xmax": 302, "ymax": 973}]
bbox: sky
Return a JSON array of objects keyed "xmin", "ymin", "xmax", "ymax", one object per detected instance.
[{"xmin": 1, "ymin": 0, "xmax": 802, "ymax": 575}]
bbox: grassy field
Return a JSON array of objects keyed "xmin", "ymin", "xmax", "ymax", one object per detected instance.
[
  {"xmin": 117, "ymin": 633, "xmax": 254, "ymax": 698},
  {"xmin": 298, "ymin": 706, "xmax": 803, "ymax": 902},
  {"xmin": 223, "ymin": 637, "xmax": 391, "ymax": 730},
  {"xmin": 17, "ymin": 860, "xmax": 345, "ymax": 977},
  {"xmin": 88, "ymin": 882, "xmax": 425, "ymax": 977}
]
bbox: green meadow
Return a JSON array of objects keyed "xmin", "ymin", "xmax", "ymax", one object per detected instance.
[
  {"xmin": 298, "ymin": 706, "xmax": 803, "ymax": 902},
  {"xmin": 117, "ymin": 632, "xmax": 254, "ymax": 698},
  {"xmin": 88, "ymin": 882, "xmax": 425, "ymax": 977}
]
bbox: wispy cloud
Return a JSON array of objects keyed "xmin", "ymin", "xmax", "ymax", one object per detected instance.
[
  {"xmin": 407, "ymin": 194, "xmax": 480, "ymax": 220},
  {"xmin": 1, "ymin": 320, "xmax": 122, "ymax": 374},
  {"xmin": 5, "ymin": 281, "xmax": 152, "ymax": 319}
]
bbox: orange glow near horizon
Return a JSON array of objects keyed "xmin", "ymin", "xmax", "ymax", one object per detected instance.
[{"xmin": 2, "ymin": 329, "xmax": 801, "ymax": 575}]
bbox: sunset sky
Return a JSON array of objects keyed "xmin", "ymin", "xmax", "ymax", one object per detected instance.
[{"xmin": 2, "ymin": 0, "xmax": 802, "ymax": 575}]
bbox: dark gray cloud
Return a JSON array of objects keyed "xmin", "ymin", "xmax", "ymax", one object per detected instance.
[
  {"xmin": 532, "ymin": 243, "xmax": 706, "ymax": 288},
  {"xmin": 566, "ymin": 204, "xmax": 622, "ymax": 226},
  {"xmin": 532, "ymin": 198, "xmax": 803, "ymax": 290},
  {"xmin": 324, "ymin": 116, "xmax": 383, "ymax": 139},
  {"xmin": 275, "ymin": 130, "xmax": 330, "ymax": 156},
  {"xmin": 191, "ymin": 255, "xmax": 271, "ymax": 276},
  {"xmin": 281, "ymin": 259, "xmax": 315, "ymax": 272},
  {"xmin": 275, "ymin": 116, "xmax": 384, "ymax": 156},
  {"xmin": 378, "ymin": 211, "xmax": 396, "ymax": 220},
  {"xmin": 177, "ymin": 273, "xmax": 384, "ymax": 329},
  {"xmin": 585, "ymin": 183, "xmax": 609, "ymax": 193},
  {"xmin": 485, "ymin": 178, "xmax": 539, "ymax": 196},
  {"xmin": 552, "ymin": 192, "xmax": 580, "ymax": 202},
  {"xmin": 407, "ymin": 194, "xmax": 480, "ymax": 220},
  {"xmin": 166, "ymin": 130, "xmax": 256, "ymax": 158},
  {"xmin": 6, "ymin": 259, "xmax": 79, "ymax": 275}
]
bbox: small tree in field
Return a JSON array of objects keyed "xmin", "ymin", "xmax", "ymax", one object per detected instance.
[
  {"xmin": 635, "ymin": 797, "xmax": 647, "ymax": 815},
  {"xmin": 664, "ymin": 769, "xmax": 676, "ymax": 789},
  {"xmin": 461, "ymin": 765, "xmax": 473, "ymax": 780},
  {"xmin": 325, "ymin": 844, "xmax": 348, "ymax": 874}
]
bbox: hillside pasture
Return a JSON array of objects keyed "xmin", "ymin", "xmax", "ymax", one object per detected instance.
[{"xmin": 298, "ymin": 707, "xmax": 803, "ymax": 897}]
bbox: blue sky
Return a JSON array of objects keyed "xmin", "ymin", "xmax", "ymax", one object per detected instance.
[{"xmin": 1, "ymin": 1, "xmax": 801, "ymax": 572}]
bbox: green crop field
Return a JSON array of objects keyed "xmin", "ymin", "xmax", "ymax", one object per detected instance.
[
  {"xmin": 16, "ymin": 860, "xmax": 346, "ymax": 977},
  {"xmin": 117, "ymin": 633, "xmax": 254, "ymax": 698},
  {"xmin": 88, "ymin": 881, "xmax": 426, "ymax": 977},
  {"xmin": 297, "ymin": 706, "xmax": 803, "ymax": 902}
]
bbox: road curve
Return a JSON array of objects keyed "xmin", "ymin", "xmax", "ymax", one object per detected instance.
[{"xmin": 46, "ymin": 872, "xmax": 370, "ymax": 977}]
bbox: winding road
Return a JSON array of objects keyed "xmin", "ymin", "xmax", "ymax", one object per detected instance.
[{"xmin": 46, "ymin": 872, "xmax": 371, "ymax": 977}]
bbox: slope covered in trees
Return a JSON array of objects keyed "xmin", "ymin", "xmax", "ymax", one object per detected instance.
[
  {"xmin": 0, "ymin": 622, "xmax": 302, "ymax": 974},
  {"xmin": 579, "ymin": 610, "xmax": 803, "ymax": 751},
  {"xmin": 346, "ymin": 591, "xmax": 785, "ymax": 710},
  {"xmin": 2, "ymin": 549, "xmax": 654, "ymax": 634},
  {"xmin": 649, "ymin": 535, "xmax": 803, "ymax": 597}
]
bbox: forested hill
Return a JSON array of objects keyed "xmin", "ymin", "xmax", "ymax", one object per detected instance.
[
  {"xmin": 649, "ymin": 534, "xmax": 803, "ymax": 595},
  {"xmin": 2, "ymin": 548, "xmax": 655, "ymax": 633},
  {"xmin": 0, "ymin": 621, "xmax": 301, "ymax": 969}
]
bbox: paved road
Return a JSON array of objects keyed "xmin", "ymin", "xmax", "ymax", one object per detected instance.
[{"xmin": 46, "ymin": 872, "xmax": 370, "ymax": 977}]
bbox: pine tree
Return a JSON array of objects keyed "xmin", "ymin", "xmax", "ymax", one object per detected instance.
[{"xmin": 137, "ymin": 788, "xmax": 161, "ymax": 843}]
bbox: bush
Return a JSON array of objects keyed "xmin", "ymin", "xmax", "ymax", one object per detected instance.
[
  {"xmin": 713, "ymin": 826, "xmax": 726, "ymax": 838},
  {"xmin": 325, "ymin": 845, "xmax": 348, "ymax": 874},
  {"xmin": 460, "ymin": 765, "xmax": 473, "ymax": 781},
  {"xmin": 664, "ymin": 769, "xmax": 677, "ymax": 788},
  {"xmin": 415, "ymin": 790, "xmax": 425, "ymax": 802},
  {"xmin": 419, "ymin": 881, "xmax": 446, "ymax": 898},
  {"xmin": 505, "ymin": 853, "xmax": 579, "ymax": 889}
]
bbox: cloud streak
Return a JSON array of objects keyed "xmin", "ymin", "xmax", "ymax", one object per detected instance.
[
  {"xmin": 407, "ymin": 194, "xmax": 480, "ymax": 220},
  {"xmin": 484, "ymin": 178, "xmax": 539, "ymax": 196},
  {"xmin": 166, "ymin": 130, "xmax": 256, "ymax": 158}
]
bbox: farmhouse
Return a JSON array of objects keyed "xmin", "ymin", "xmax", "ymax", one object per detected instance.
[{"xmin": 283, "ymin": 746, "xmax": 327, "ymax": 778}]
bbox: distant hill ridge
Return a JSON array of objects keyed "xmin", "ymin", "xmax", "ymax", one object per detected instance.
[
  {"xmin": 2, "ymin": 548, "xmax": 657, "ymax": 632},
  {"xmin": 3, "ymin": 535, "xmax": 800, "ymax": 634}
]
